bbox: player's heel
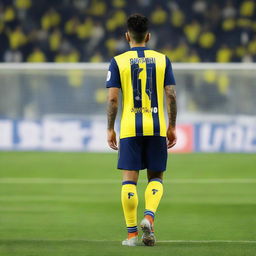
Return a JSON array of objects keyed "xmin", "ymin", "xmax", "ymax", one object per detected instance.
[
  {"xmin": 121, "ymin": 236, "xmax": 138, "ymax": 246},
  {"xmin": 140, "ymin": 218, "xmax": 156, "ymax": 246}
]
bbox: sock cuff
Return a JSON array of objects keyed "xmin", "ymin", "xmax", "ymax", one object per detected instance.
[
  {"xmin": 127, "ymin": 226, "xmax": 138, "ymax": 233},
  {"xmin": 122, "ymin": 181, "xmax": 137, "ymax": 186},
  {"xmin": 149, "ymin": 178, "xmax": 162, "ymax": 184},
  {"xmin": 144, "ymin": 210, "xmax": 155, "ymax": 219}
]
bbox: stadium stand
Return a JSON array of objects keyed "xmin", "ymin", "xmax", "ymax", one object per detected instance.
[{"xmin": 0, "ymin": 0, "xmax": 255, "ymax": 62}]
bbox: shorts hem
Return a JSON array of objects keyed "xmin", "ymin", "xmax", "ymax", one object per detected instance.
[
  {"xmin": 117, "ymin": 166, "xmax": 166, "ymax": 172},
  {"xmin": 117, "ymin": 166, "xmax": 146, "ymax": 171}
]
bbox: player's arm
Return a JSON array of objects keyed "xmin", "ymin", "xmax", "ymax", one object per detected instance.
[
  {"xmin": 165, "ymin": 85, "xmax": 177, "ymax": 148},
  {"xmin": 107, "ymin": 88, "xmax": 119, "ymax": 150},
  {"xmin": 106, "ymin": 58, "xmax": 121, "ymax": 150},
  {"xmin": 164, "ymin": 56, "xmax": 177, "ymax": 149}
]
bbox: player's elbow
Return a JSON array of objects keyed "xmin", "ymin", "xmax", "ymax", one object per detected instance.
[
  {"xmin": 107, "ymin": 88, "xmax": 119, "ymax": 105},
  {"xmin": 107, "ymin": 95, "xmax": 118, "ymax": 105},
  {"xmin": 165, "ymin": 85, "xmax": 176, "ymax": 99}
]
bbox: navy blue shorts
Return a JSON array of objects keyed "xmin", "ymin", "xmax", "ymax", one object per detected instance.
[{"xmin": 118, "ymin": 136, "xmax": 168, "ymax": 172}]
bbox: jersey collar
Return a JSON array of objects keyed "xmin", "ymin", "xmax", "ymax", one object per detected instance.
[{"xmin": 129, "ymin": 47, "xmax": 149, "ymax": 51}]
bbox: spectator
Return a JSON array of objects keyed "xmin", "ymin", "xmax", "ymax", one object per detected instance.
[
  {"xmin": 242, "ymin": 53, "xmax": 253, "ymax": 62},
  {"xmin": 49, "ymin": 28, "xmax": 62, "ymax": 52},
  {"xmin": 105, "ymin": 37, "xmax": 117, "ymax": 57},
  {"xmin": 65, "ymin": 16, "xmax": 79, "ymax": 35},
  {"xmin": 170, "ymin": 7, "xmax": 185, "ymax": 28},
  {"xmin": 162, "ymin": 44, "xmax": 175, "ymax": 61},
  {"xmin": 112, "ymin": 0, "xmax": 126, "ymax": 8},
  {"xmin": 114, "ymin": 9, "xmax": 127, "ymax": 27},
  {"xmin": 8, "ymin": 26, "xmax": 27, "ymax": 49},
  {"xmin": 248, "ymin": 35, "xmax": 256, "ymax": 55},
  {"xmin": 4, "ymin": 48, "xmax": 23, "ymax": 62},
  {"xmin": 88, "ymin": 0, "xmax": 107, "ymax": 16},
  {"xmin": 222, "ymin": 18, "xmax": 236, "ymax": 32},
  {"xmin": 77, "ymin": 17, "xmax": 93, "ymax": 40},
  {"xmin": 14, "ymin": 0, "xmax": 31, "ymax": 19},
  {"xmin": 184, "ymin": 20, "xmax": 201, "ymax": 44},
  {"xmin": 240, "ymin": 0, "xmax": 255, "ymax": 17},
  {"xmin": 106, "ymin": 10, "xmax": 127, "ymax": 32},
  {"xmin": 3, "ymin": 5, "xmax": 16, "ymax": 23},
  {"xmin": 151, "ymin": 6, "xmax": 167, "ymax": 25},
  {"xmin": 216, "ymin": 45, "xmax": 233, "ymax": 62},
  {"xmin": 73, "ymin": 0, "xmax": 89, "ymax": 10},
  {"xmin": 174, "ymin": 41, "xmax": 189, "ymax": 62},
  {"xmin": 198, "ymin": 27, "xmax": 216, "ymax": 49},
  {"xmin": 55, "ymin": 42, "xmax": 80, "ymax": 62},
  {"xmin": 15, "ymin": 0, "xmax": 31, "ymax": 10},
  {"xmin": 0, "ymin": 0, "xmax": 255, "ymax": 62},
  {"xmin": 87, "ymin": 22, "xmax": 104, "ymax": 53},
  {"xmin": 222, "ymin": 0, "xmax": 236, "ymax": 19},
  {"xmin": 41, "ymin": 8, "xmax": 61, "ymax": 30},
  {"xmin": 27, "ymin": 47, "xmax": 46, "ymax": 62},
  {"xmin": 90, "ymin": 51, "xmax": 104, "ymax": 62},
  {"xmin": 235, "ymin": 45, "xmax": 246, "ymax": 61},
  {"xmin": 67, "ymin": 48, "xmax": 80, "ymax": 62},
  {"xmin": 186, "ymin": 49, "xmax": 201, "ymax": 62},
  {"xmin": 192, "ymin": 0, "xmax": 207, "ymax": 14}
]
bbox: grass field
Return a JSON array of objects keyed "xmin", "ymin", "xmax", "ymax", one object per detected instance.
[{"xmin": 0, "ymin": 152, "xmax": 255, "ymax": 256}]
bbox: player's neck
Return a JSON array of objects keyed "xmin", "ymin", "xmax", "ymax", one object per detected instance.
[{"xmin": 129, "ymin": 42, "xmax": 146, "ymax": 48}]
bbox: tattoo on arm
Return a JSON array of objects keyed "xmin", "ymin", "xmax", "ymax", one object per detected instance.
[
  {"xmin": 107, "ymin": 97, "xmax": 118, "ymax": 130},
  {"xmin": 165, "ymin": 85, "xmax": 177, "ymax": 128}
]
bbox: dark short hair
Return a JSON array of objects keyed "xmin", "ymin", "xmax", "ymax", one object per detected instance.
[{"xmin": 127, "ymin": 14, "xmax": 148, "ymax": 43}]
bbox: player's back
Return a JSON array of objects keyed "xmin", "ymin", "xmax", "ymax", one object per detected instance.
[{"xmin": 107, "ymin": 46, "xmax": 175, "ymax": 139}]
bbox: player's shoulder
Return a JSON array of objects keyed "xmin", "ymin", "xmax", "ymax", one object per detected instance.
[
  {"xmin": 111, "ymin": 49, "xmax": 169, "ymax": 64},
  {"xmin": 146, "ymin": 49, "xmax": 171, "ymax": 64},
  {"xmin": 145, "ymin": 49, "xmax": 167, "ymax": 58},
  {"xmin": 112, "ymin": 50, "xmax": 133, "ymax": 62},
  {"xmin": 146, "ymin": 49, "xmax": 172, "ymax": 67}
]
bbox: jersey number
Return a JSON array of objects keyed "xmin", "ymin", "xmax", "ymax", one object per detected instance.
[{"xmin": 132, "ymin": 67, "xmax": 153, "ymax": 101}]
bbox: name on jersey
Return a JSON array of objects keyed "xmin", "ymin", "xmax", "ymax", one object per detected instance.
[
  {"xmin": 130, "ymin": 57, "xmax": 156, "ymax": 65},
  {"xmin": 131, "ymin": 107, "xmax": 158, "ymax": 114}
]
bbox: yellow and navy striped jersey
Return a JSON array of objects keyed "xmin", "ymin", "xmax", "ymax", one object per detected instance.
[{"xmin": 106, "ymin": 47, "xmax": 176, "ymax": 139}]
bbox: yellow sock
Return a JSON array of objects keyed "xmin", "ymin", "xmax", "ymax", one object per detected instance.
[
  {"xmin": 121, "ymin": 181, "xmax": 138, "ymax": 237},
  {"xmin": 144, "ymin": 179, "xmax": 163, "ymax": 224}
]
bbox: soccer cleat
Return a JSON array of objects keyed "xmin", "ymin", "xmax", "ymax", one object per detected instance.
[
  {"xmin": 140, "ymin": 218, "xmax": 156, "ymax": 246},
  {"xmin": 121, "ymin": 236, "xmax": 138, "ymax": 246}
]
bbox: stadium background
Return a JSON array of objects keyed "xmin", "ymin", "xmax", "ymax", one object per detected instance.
[
  {"xmin": 0, "ymin": 0, "xmax": 256, "ymax": 62},
  {"xmin": 0, "ymin": 0, "xmax": 255, "ymax": 256}
]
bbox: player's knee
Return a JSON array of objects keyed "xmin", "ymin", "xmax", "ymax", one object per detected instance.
[
  {"xmin": 122, "ymin": 170, "xmax": 139, "ymax": 183},
  {"xmin": 147, "ymin": 170, "xmax": 163, "ymax": 181}
]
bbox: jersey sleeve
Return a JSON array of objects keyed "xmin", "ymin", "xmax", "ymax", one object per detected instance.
[
  {"xmin": 106, "ymin": 58, "xmax": 121, "ymax": 88},
  {"xmin": 164, "ymin": 56, "xmax": 176, "ymax": 86}
]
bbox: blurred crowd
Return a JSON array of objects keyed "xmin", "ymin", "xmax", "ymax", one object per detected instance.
[{"xmin": 0, "ymin": 0, "xmax": 256, "ymax": 63}]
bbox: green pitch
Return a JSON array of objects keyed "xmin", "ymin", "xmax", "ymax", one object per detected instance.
[{"xmin": 0, "ymin": 152, "xmax": 255, "ymax": 256}]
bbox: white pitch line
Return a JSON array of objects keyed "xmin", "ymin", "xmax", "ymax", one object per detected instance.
[
  {"xmin": 158, "ymin": 240, "xmax": 256, "ymax": 244},
  {"xmin": 0, "ymin": 178, "xmax": 256, "ymax": 184},
  {"xmin": 0, "ymin": 238, "xmax": 255, "ymax": 244}
]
